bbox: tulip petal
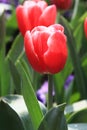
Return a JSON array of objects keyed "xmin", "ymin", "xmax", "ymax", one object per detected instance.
[
  {"xmin": 39, "ymin": 5, "xmax": 56, "ymax": 26},
  {"xmin": 28, "ymin": 5, "xmax": 42, "ymax": 29},
  {"xmin": 32, "ymin": 30, "xmax": 49, "ymax": 56},
  {"xmin": 44, "ymin": 51, "xmax": 66, "ymax": 73},
  {"xmin": 24, "ymin": 31, "xmax": 47, "ymax": 73},
  {"xmin": 51, "ymin": 0, "xmax": 72, "ymax": 10},
  {"xmin": 37, "ymin": 1, "xmax": 48, "ymax": 11},
  {"xmin": 47, "ymin": 31, "xmax": 67, "ymax": 54},
  {"xmin": 48, "ymin": 24, "xmax": 64, "ymax": 33},
  {"xmin": 23, "ymin": 1, "xmax": 36, "ymax": 7},
  {"xmin": 16, "ymin": 6, "xmax": 31, "ymax": 36},
  {"xmin": 44, "ymin": 32, "xmax": 68, "ymax": 74},
  {"xmin": 32, "ymin": 29, "xmax": 50, "ymax": 72}
]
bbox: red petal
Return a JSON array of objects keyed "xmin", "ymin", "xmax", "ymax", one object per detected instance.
[
  {"xmin": 47, "ymin": 31, "xmax": 67, "ymax": 53},
  {"xmin": 39, "ymin": 5, "xmax": 57, "ymax": 26},
  {"xmin": 28, "ymin": 5, "xmax": 42, "ymax": 29},
  {"xmin": 37, "ymin": 1, "xmax": 48, "ymax": 11},
  {"xmin": 44, "ymin": 51, "xmax": 67, "ymax": 74},
  {"xmin": 44, "ymin": 31, "xmax": 68, "ymax": 74},
  {"xmin": 23, "ymin": 1, "xmax": 36, "ymax": 7},
  {"xmin": 16, "ymin": 6, "xmax": 31, "ymax": 36},
  {"xmin": 32, "ymin": 29, "xmax": 50, "ymax": 72},
  {"xmin": 31, "ymin": 25, "xmax": 47, "ymax": 33},
  {"xmin": 24, "ymin": 31, "xmax": 47, "ymax": 73},
  {"xmin": 48, "ymin": 24, "xmax": 64, "ymax": 33},
  {"xmin": 32, "ymin": 29, "xmax": 49, "ymax": 56}
]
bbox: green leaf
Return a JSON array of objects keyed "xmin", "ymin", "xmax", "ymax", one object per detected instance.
[
  {"xmin": 6, "ymin": 33, "xmax": 24, "ymax": 63},
  {"xmin": 0, "ymin": 95, "xmax": 47, "ymax": 130},
  {"xmin": 73, "ymin": 22, "xmax": 83, "ymax": 52},
  {"xmin": 59, "ymin": 16, "xmax": 87, "ymax": 99},
  {"xmin": 0, "ymin": 95, "xmax": 32, "ymax": 130},
  {"xmin": 16, "ymin": 59, "xmax": 44, "ymax": 130},
  {"xmin": 8, "ymin": 59, "xmax": 21, "ymax": 94},
  {"xmin": 0, "ymin": 12, "xmax": 5, "ymax": 50},
  {"xmin": 82, "ymin": 53, "xmax": 87, "ymax": 78},
  {"xmin": 0, "ymin": 12, "xmax": 12, "ymax": 95},
  {"xmin": 38, "ymin": 103, "xmax": 68, "ymax": 130},
  {"xmin": 73, "ymin": 12, "xmax": 87, "ymax": 53}
]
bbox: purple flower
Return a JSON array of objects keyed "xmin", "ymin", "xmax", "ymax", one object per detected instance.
[
  {"xmin": 0, "ymin": 3, "xmax": 12, "ymax": 15},
  {"xmin": 64, "ymin": 74, "xmax": 74, "ymax": 89},
  {"xmin": 0, "ymin": 0, "xmax": 8, "ymax": 3},
  {"xmin": 0, "ymin": 0, "xmax": 19, "ymax": 7},
  {"xmin": 36, "ymin": 81, "xmax": 48, "ymax": 104},
  {"xmin": 0, "ymin": 0, "xmax": 19, "ymax": 16}
]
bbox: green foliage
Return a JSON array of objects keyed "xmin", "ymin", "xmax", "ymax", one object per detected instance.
[
  {"xmin": 0, "ymin": 95, "xmax": 46, "ymax": 130},
  {"xmin": 16, "ymin": 59, "xmax": 44, "ymax": 130},
  {"xmin": 38, "ymin": 103, "xmax": 68, "ymax": 130}
]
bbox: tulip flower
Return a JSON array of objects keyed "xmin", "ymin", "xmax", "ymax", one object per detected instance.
[
  {"xmin": 84, "ymin": 17, "xmax": 87, "ymax": 38},
  {"xmin": 51, "ymin": 0, "xmax": 72, "ymax": 10},
  {"xmin": 16, "ymin": 0, "xmax": 57, "ymax": 36},
  {"xmin": 24, "ymin": 24, "xmax": 68, "ymax": 74}
]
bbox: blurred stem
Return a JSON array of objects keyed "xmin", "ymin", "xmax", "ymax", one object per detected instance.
[
  {"xmin": 71, "ymin": 0, "xmax": 79, "ymax": 20},
  {"xmin": 47, "ymin": 74, "xmax": 53, "ymax": 110}
]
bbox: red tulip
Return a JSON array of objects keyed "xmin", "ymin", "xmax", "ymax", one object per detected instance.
[
  {"xmin": 51, "ymin": 0, "xmax": 72, "ymax": 10},
  {"xmin": 84, "ymin": 17, "xmax": 87, "ymax": 38},
  {"xmin": 24, "ymin": 24, "xmax": 68, "ymax": 74},
  {"xmin": 16, "ymin": 0, "xmax": 57, "ymax": 36}
]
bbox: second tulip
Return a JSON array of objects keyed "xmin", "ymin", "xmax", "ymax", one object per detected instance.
[
  {"xmin": 84, "ymin": 17, "xmax": 87, "ymax": 38},
  {"xmin": 16, "ymin": 0, "xmax": 57, "ymax": 36}
]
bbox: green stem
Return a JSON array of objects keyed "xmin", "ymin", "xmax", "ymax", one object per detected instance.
[{"xmin": 47, "ymin": 74, "xmax": 53, "ymax": 110}]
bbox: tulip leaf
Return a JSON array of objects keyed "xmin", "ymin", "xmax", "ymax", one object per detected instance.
[
  {"xmin": 59, "ymin": 16, "xmax": 87, "ymax": 99},
  {"xmin": 16, "ymin": 59, "xmax": 44, "ymax": 130},
  {"xmin": 0, "ymin": 95, "xmax": 47, "ymax": 130},
  {"xmin": 0, "ymin": 13, "xmax": 12, "ymax": 95},
  {"xmin": 73, "ymin": 12, "xmax": 87, "ymax": 53},
  {"xmin": 6, "ymin": 33, "xmax": 24, "ymax": 63},
  {"xmin": 38, "ymin": 103, "xmax": 68, "ymax": 130},
  {"xmin": 73, "ymin": 22, "xmax": 83, "ymax": 52},
  {"xmin": 8, "ymin": 59, "xmax": 21, "ymax": 94},
  {"xmin": 82, "ymin": 53, "xmax": 87, "ymax": 80},
  {"xmin": 0, "ymin": 95, "xmax": 34, "ymax": 130},
  {"xmin": 0, "ymin": 12, "xmax": 5, "ymax": 50}
]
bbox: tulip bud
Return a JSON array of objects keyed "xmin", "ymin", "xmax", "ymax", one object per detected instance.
[
  {"xmin": 16, "ymin": 0, "xmax": 57, "ymax": 36},
  {"xmin": 24, "ymin": 24, "xmax": 68, "ymax": 74},
  {"xmin": 51, "ymin": 0, "xmax": 72, "ymax": 10},
  {"xmin": 84, "ymin": 17, "xmax": 87, "ymax": 38}
]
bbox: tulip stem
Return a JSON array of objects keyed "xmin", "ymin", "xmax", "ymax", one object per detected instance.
[{"xmin": 47, "ymin": 74, "xmax": 53, "ymax": 110}]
